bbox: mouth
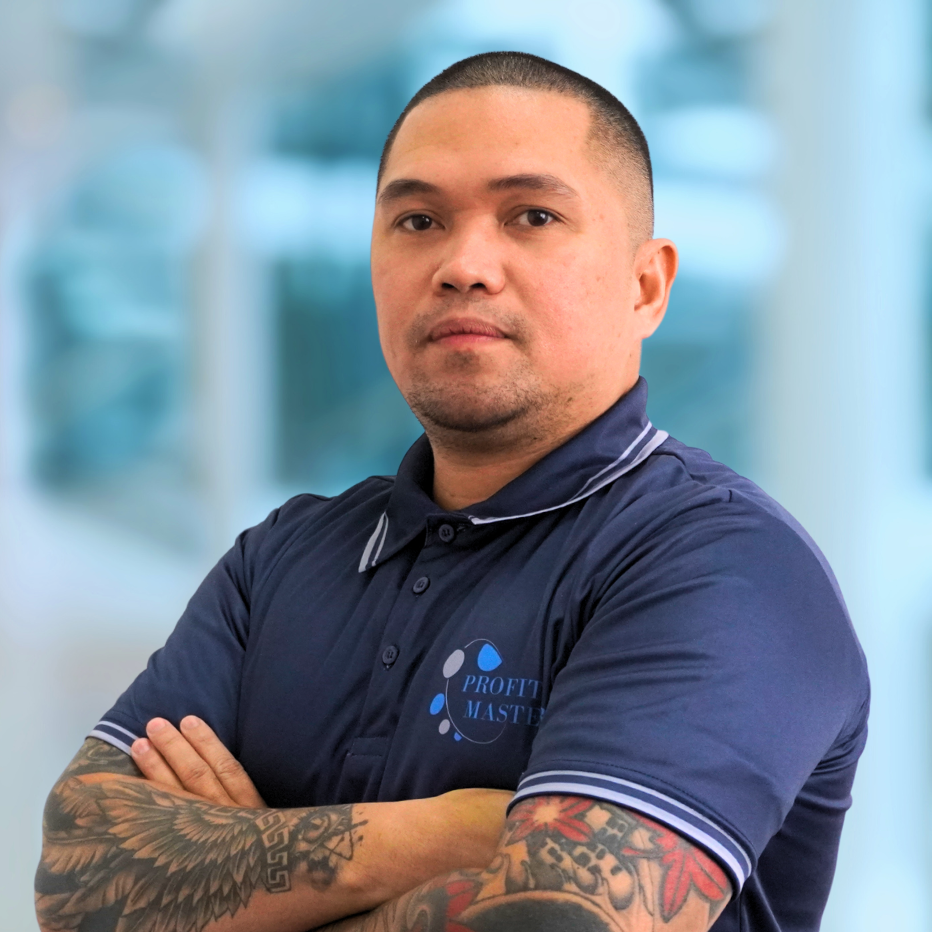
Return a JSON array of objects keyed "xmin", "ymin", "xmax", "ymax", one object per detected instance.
[{"xmin": 427, "ymin": 317, "xmax": 509, "ymax": 348}]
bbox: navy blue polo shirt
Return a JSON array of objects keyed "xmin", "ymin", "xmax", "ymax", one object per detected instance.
[{"xmin": 92, "ymin": 378, "xmax": 868, "ymax": 932}]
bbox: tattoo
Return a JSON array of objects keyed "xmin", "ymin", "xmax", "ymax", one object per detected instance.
[
  {"xmin": 36, "ymin": 739, "xmax": 366, "ymax": 932},
  {"xmin": 60, "ymin": 737, "xmax": 143, "ymax": 779},
  {"xmin": 507, "ymin": 796, "xmax": 729, "ymax": 922},
  {"xmin": 323, "ymin": 795, "xmax": 730, "ymax": 932}
]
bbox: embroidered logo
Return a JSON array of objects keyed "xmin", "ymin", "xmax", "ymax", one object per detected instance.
[{"xmin": 428, "ymin": 638, "xmax": 544, "ymax": 743}]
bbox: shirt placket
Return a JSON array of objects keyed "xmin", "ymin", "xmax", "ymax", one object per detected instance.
[{"xmin": 338, "ymin": 517, "xmax": 466, "ymax": 800}]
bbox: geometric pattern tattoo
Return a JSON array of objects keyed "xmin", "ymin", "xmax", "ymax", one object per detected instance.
[
  {"xmin": 321, "ymin": 795, "xmax": 731, "ymax": 932},
  {"xmin": 35, "ymin": 739, "xmax": 366, "ymax": 932}
]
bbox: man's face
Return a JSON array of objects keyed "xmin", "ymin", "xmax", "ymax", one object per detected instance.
[{"xmin": 371, "ymin": 86, "xmax": 669, "ymax": 448}]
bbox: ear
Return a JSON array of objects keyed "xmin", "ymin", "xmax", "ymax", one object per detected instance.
[{"xmin": 632, "ymin": 238, "xmax": 678, "ymax": 339}]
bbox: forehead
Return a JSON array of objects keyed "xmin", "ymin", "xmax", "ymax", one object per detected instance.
[{"xmin": 382, "ymin": 87, "xmax": 599, "ymax": 190}]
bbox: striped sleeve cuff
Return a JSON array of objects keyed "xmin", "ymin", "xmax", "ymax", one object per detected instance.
[
  {"xmin": 88, "ymin": 720, "xmax": 141, "ymax": 756},
  {"xmin": 510, "ymin": 769, "xmax": 753, "ymax": 892}
]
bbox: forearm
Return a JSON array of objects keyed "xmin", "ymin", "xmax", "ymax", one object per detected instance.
[
  {"xmin": 319, "ymin": 795, "xmax": 732, "ymax": 932},
  {"xmin": 319, "ymin": 864, "xmax": 632, "ymax": 932},
  {"xmin": 319, "ymin": 870, "xmax": 483, "ymax": 932},
  {"xmin": 35, "ymin": 739, "xmax": 488, "ymax": 932}
]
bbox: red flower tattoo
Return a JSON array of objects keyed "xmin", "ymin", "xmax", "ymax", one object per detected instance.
[
  {"xmin": 640, "ymin": 817, "xmax": 730, "ymax": 921},
  {"xmin": 444, "ymin": 878, "xmax": 481, "ymax": 932},
  {"xmin": 507, "ymin": 796, "xmax": 595, "ymax": 844}
]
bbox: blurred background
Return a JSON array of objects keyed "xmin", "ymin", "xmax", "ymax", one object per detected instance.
[{"xmin": 0, "ymin": 0, "xmax": 929, "ymax": 927}]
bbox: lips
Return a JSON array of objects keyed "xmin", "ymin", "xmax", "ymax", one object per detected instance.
[{"xmin": 428, "ymin": 317, "xmax": 508, "ymax": 343}]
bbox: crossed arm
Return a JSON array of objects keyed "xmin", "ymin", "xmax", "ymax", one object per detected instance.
[
  {"xmin": 321, "ymin": 795, "xmax": 731, "ymax": 932},
  {"xmin": 35, "ymin": 726, "xmax": 507, "ymax": 932},
  {"xmin": 36, "ymin": 719, "xmax": 731, "ymax": 932}
]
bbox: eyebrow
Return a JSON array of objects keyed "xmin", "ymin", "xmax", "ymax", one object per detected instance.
[
  {"xmin": 377, "ymin": 173, "xmax": 579, "ymax": 204},
  {"xmin": 377, "ymin": 178, "xmax": 441, "ymax": 203},
  {"xmin": 486, "ymin": 173, "xmax": 579, "ymax": 199}
]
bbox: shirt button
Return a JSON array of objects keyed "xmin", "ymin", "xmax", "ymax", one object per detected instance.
[
  {"xmin": 382, "ymin": 645, "xmax": 399, "ymax": 666},
  {"xmin": 438, "ymin": 524, "xmax": 455, "ymax": 543},
  {"xmin": 412, "ymin": 576, "xmax": 430, "ymax": 594}
]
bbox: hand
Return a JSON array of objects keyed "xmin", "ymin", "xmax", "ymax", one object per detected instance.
[{"xmin": 131, "ymin": 716, "xmax": 267, "ymax": 808}]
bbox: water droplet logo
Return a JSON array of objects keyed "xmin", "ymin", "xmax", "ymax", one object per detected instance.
[
  {"xmin": 477, "ymin": 643, "xmax": 502, "ymax": 671},
  {"xmin": 428, "ymin": 638, "xmax": 508, "ymax": 744},
  {"xmin": 442, "ymin": 650, "xmax": 464, "ymax": 678}
]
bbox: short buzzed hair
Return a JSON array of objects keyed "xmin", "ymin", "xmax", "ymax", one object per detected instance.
[{"xmin": 378, "ymin": 51, "xmax": 654, "ymax": 243}]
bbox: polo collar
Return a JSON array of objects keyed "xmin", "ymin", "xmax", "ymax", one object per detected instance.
[{"xmin": 358, "ymin": 377, "xmax": 667, "ymax": 572}]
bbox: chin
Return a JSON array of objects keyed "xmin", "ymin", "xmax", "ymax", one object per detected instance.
[
  {"xmin": 405, "ymin": 381, "xmax": 537, "ymax": 435},
  {"xmin": 403, "ymin": 361, "xmax": 554, "ymax": 438},
  {"xmin": 414, "ymin": 399, "xmax": 529, "ymax": 434}
]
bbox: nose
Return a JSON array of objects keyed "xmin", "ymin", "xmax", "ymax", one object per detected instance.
[{"xmin": 431, "ymin": 219, "xmax": 506, "ymax": 295}]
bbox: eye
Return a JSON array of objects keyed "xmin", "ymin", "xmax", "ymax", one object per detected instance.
[
  {"xmin": 517, "ymin": 209, "xmax": 556, "ymax": 227},
  {"xmin": 400, "ymin": 214, "xmax": 435, "ymax": 232}
]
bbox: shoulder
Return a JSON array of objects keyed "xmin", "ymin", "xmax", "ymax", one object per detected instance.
[
  {"xmin": 651, "ymin": 438, "xmax": 848, "ymax": 602},
  {"xmin": 585, "ymin": 436, "xmax": 869, "ymax": 714},
  {"xmin": 233, "ymin": 476, "xmax": 395, "ymax": 579},
  {"xmin": 596, "ymin": 435, "xmax": 836, "ymax": 576},
  {"xmin": 265, "ymin": 475, "xmax": 395, "ymax": 527}
]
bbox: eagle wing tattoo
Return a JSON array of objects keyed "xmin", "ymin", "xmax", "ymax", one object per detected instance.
[{"xmin": 37, "ymin": 748, "xmax": 363, "ymax": 932}]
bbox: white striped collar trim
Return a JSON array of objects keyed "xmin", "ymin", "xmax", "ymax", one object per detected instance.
[
  {"xmin": 575, "ymin": 421, "xmax": 653, "ymax": 498},
  {"xmin": 356, "ymin": 424, "xmax": 668, "ymax": 570},
  {"xmin": 358, "ymin": 512, "xmax": 389, "ymax": 572},
  {"xmin": 513, "ymin": 768, "xmax": 751, "ymax": 889},
  {"xmin": 466, "ymin": 427, "xmax": 667, "ymax": 526}
]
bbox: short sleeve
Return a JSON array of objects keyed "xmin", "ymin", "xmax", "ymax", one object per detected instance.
[
  {"xmin": 90, "ymin": 506, "xmax": 284, "ymax": 756},
  {"xmin": 510, "ymin": 499, "xmax": 869, "ymax": 893}
]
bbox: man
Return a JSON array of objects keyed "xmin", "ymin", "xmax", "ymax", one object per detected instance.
[{"xmin": 36, "ymin": 52, "xmax": 868, "ymax": 932}]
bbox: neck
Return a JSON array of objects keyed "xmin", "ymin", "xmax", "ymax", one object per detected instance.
[
  {"xmin": 426, "ymin": 374, "xmax": 641, "ymax": 512},
  {"xmin": 430, "ymin": 426, "xmax": 583, "ymax": 512}
]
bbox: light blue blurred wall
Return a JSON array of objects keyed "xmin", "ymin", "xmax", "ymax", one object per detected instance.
[
  {"xmin": 0, "ymin": 0, "xmax": 930, "ymax": 928},
  {"xmin": 764, "ymin": 2, "xmax": 932, "ymax": 927}
]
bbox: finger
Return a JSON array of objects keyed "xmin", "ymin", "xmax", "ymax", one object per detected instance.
[
  {"xmin": 130, "ymin": 738, "xmax": 186, "ymax": 792},
  {"xmin": 145, "ymin": 718, "xmax": 237, "ymax": 806},
  {"xmin": 179, "ymin": 716, "xmax": 266, "ymax": 808}
]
